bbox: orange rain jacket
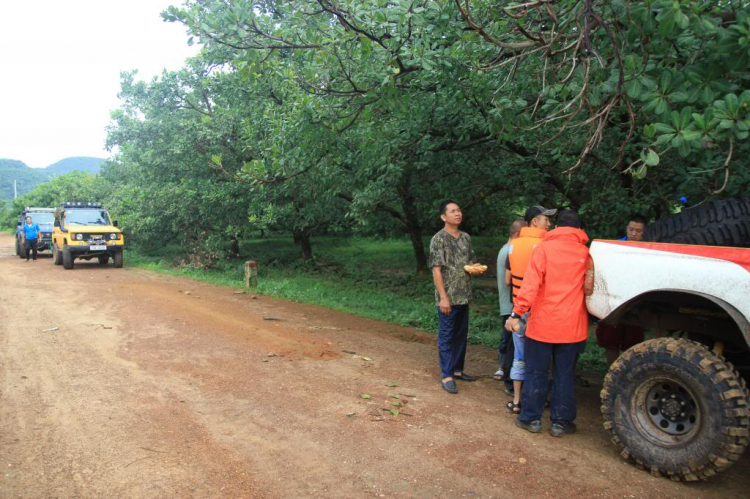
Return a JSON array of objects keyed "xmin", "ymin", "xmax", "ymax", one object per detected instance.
[{"xmin": 512, "ymin": 227, "xmax": 591, "ymax": 344}]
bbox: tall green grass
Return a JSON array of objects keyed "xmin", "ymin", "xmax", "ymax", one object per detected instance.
[{"xmin": 127, "ymin": 235, "xmax": 607, "ymax": 372}]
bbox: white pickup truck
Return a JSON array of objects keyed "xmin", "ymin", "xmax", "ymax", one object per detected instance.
[{"xmin": 587, "ymin": 239, "xmax": 750, "ymax": 481}]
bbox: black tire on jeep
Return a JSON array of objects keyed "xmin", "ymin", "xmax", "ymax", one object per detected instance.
[
  {"xmin": 113, "ymin": 251, "xmax": 123, "ymax": 269},
  {"xmin": 53, "ymin": 244, "xmax": 62, "ymax": 265},
  {"xmin": 15, "ymin": 238, "xmax": 20, "ymax": 256},
  {"xmin": 601, "ymin": 338, "xmax": 749, "ymax": 481},
  {"xmin": 98, "ymin": 255, "xmax": 110, "ymax": 265},
  {"xmin": 644, "ymin": 197, "xmax": 750, "ymax": 247},
  {"xmin": 18, "ymin": 240, "xmax": 27, "ymax": 259},
  {"xmin": 62, "ymin": 247, "xmax": 74, "ymax": 270}
]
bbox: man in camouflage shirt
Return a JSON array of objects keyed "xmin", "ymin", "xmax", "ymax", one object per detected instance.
[{"xmin": 430, "ymin": 200, "xmax": 485, "ymax": 394}]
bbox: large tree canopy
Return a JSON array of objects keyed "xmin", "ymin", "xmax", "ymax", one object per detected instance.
[{"xmin": 86, "ymin": 1, "xmax": 750, "ymax": 270}]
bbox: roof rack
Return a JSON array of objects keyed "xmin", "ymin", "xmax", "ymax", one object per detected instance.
[
  {"xmin": 24, "ymin": 207, "xmax": 56, "ymax": 212},
  {"xmin": 60, "ymin": 202, "xmax": 103, "ymax": 209}
]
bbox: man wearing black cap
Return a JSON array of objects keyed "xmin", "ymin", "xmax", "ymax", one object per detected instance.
[{"xmin": 502, "ymin": 205, "xmax": 556, "ymax": 413}]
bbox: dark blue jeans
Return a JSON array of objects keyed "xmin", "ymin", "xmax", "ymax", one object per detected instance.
[
  {"xmin": 437, "ymin": 304, "xmax": 469, "ymax": 379},
  {"xmin": 519, "ymin": 336, "xmax": 586, "ymax": 424},
  {"xmin": 498, "ymin": 315, "xmax": 511, "ymax": 366}
]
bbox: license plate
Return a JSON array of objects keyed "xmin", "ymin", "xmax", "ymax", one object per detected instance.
[{"xmin": 90, "ymin": 245, "xmax": 107, "ymax": 251}]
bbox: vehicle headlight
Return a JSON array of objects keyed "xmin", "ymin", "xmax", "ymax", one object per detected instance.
[
  {"xmin": 75, "ymin": 233, "xmax": 83, "ymax": 241},
  {"xmin": 110, "ymin": 233, "xmax": 118, "ymax": 240}
]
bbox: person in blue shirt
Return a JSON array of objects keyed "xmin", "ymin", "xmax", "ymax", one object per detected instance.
[
  {"xmin": 21, "ymin": 216, "xmax": 41, "ymax": 261},
  {"xmin": 494, "ymin": 218, "xmax": 526, "ymax": 392},
  {"xmin": 617, "ymin": 214, "xmax": 647, "ymax": 241}
]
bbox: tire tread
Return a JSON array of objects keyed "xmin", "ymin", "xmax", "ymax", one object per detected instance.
[{"xmin": 601, "ymin": 338, "xmax": 750, "ymax": 481}]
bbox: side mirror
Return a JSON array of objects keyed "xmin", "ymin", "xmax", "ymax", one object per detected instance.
[
  {"xmin": 17, "ymin": 221, "xmax": 22, "ymax": 227},
  {"xmin": 113, "ymin": 220, "xmax": 118, "ymax": 227},
  {"xmin": 54, "ymin": 220, "xmax": 61, "ymax": 227}
]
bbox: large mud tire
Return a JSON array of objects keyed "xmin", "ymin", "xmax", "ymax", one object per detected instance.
[
  {"xmin": 62, "ymin": 247, "xmax": 74, "ymax": 270},
  {"xmin": 15, "ymin": 238, "xmax": 20, "ymax": 257},
  {"xmin": 53, "ymin": 244, "xmax": 62, "ymax": 265},
  {"xmin": 113, "ymin": 251, "xmax": 123, "ymax": 269},
  {"xmin": 644, "ymin": 197, "xmax": 750, "ymax": 247},
  {"xmin": 601, "ymin": 338, "xmax": 749, "ymax": 481},
  {"xmin": 18, "ymin": 241, "xmax": 27, "ymax": 259}
]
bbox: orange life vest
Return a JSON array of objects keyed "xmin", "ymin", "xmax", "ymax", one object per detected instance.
[{"xmin": 508, "ymin": 227, "xmax": 547, "ymax": 302}]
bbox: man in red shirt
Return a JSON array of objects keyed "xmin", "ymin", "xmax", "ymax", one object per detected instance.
[{"xmin": 505, "ymin": 210, "xmax": 594, "ymax": 436}]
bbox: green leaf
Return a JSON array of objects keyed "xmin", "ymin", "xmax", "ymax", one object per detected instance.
[
  {"xmin": 659, "ymin": 71, "xmax": 673, "ymax": 92},
  {"xmin": 644, "ymin": 124, "xmax": 656, "ymax": 138},
  {"xmin": 385, "ymin": 381, "xmax": 398, "ymax": 387},
  {"xmin": 654, "ymin": 133, "xmax": 675, "ymax": 146},
  {"xmin": 360, "ymin": 393, "xmax": 371, "ymax": 399},
  {"xmin": 675, "ymin": 11, "xmax": 689, "ymax": 30},
  {"xmin": 681, "ymin": 130, "xmax": 702, "ymax": 141},
  {"xmin": 655, "ymin": 99, "xmax": 668, "ymax": 115},
  {"xmin": 632, "ymin": 164, "xmax": 648, "ymax": 179},
  {"xmin": 654, "ymin": 123, "xmax": 675, "ymax": 134},
  {"xmin": 669, "ymin": 91, "xmax": 688, "ymax": 103},
  {"xmin": 644, "ymin": 149, "xmax": 660, "ymax": 167},
  {"xmin": 388, "ymin": 409, "xmax": 400, "ymax": 417}
]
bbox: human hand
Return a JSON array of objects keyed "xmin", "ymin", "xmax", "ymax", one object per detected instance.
[
  {"xmin": 438, "ymin": 297, "xmax": 452, "ymax": 315},
  {"xmin": 505, "ymin": 317, "xmax": 521, "ymax": 332}
]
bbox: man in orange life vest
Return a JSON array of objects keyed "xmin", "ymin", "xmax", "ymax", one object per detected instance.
[
  {"xmin": 502, "ymin": 206, "xmax": 555, "ymax": 413},
  {"xmin": 506, "ymin": 210, "xmax": 594, "ymax": 436}
]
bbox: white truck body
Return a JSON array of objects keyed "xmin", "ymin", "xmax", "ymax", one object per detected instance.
[{"xmin": 587, "ymin": 240, "xmax": 750, "ymax": 345}]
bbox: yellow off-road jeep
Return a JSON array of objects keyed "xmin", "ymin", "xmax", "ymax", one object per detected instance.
[{"xmin": 52, "ymin": 202, "xmax": 125, "ymax": 269}]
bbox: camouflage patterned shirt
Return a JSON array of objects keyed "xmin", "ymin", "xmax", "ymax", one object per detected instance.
[{"xmin": 429, "ymin": 229, "xmax": 476, "ymax": 306}]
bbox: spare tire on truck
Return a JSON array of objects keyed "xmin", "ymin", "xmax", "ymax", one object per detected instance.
[
  {"xmin": 601, "ymin": 338, "xmax": 750, "ymax": 481},
  {"xmin": 645, "ymin": 197, "xmax": 750, "ymax": 247}
]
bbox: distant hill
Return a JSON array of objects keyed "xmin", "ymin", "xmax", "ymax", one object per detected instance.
[
  {"xmin": 0, "ymin": 156, "xmax": 105, "ymax": 201},
  {"xmin": 45, "ymin": 157, "xmax": 105, "ymax": 176}
]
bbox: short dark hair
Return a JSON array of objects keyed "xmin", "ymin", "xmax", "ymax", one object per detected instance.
[
  {"xmin": 509, "ymin": 218, "xmax": 526, "ymax": 237},
  {"xmin": 439, "ymin": 199, "xmax": 459, "ymax": 216},
  {"xmin": 556, "ymin": 210, "xmax": 584, "ymax": 229},
  {"xmin": 629, "ymin": 214, "xmax": 648, "ymax": 225}
]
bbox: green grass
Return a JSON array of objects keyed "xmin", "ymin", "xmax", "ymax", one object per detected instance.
[{"xmin": 127, "ymin": 235, "xmax": 608, "ymax": 372}]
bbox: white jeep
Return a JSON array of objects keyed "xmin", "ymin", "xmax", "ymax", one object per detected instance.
[{"xmin": 588, "ymin": 238, "xmax": 749, "ymax": 481}]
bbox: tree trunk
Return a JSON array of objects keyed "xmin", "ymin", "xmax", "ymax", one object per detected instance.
[
  {"xmin": 400, "ymin": 191, "xmax": 428, "ymax": 274},
  {"xmin": 228, "ymin": 235, "xmax": 241, "ymax": 258},
  {"xmin": 293, "ymin": 230, "xmax": 313, "ymax": 261}
]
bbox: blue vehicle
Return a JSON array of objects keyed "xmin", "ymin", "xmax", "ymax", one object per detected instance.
[{"xmin": 15, "ymin": 207, "xmax": 55, "ymax": 259}]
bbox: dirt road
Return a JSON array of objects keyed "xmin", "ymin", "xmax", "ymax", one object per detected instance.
[{"xmin": 0, "ymin": 233, "xmax": 748, "ymax": 498}]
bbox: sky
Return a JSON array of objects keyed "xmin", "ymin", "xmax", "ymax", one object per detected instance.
[{"xmin": 0, "ymin": 0, "xmax": 199, "ymax": 168}]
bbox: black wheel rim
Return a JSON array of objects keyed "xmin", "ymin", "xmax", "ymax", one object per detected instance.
[
  {"xmin": 633, "ymin": 376, "xmax": 701, "ymax": 445},
  {"xmin": 645, "ymin": 381, "xmax": 698, "ymax": 436}
]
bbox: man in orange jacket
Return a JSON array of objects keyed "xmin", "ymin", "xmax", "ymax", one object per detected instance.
[{"xmin": 505, "ymin": 210, "xmax": 594, "ymax": 436}]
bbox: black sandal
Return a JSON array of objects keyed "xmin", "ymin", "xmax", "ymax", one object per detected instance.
[{"xmin": 506, "ymin": 401, "xmax": 521, "ymax": 414}]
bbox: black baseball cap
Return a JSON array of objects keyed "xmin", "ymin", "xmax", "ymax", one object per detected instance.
[{"xmin": 524, "ymin": 205, "xmax": 557, "ymax": 224}]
